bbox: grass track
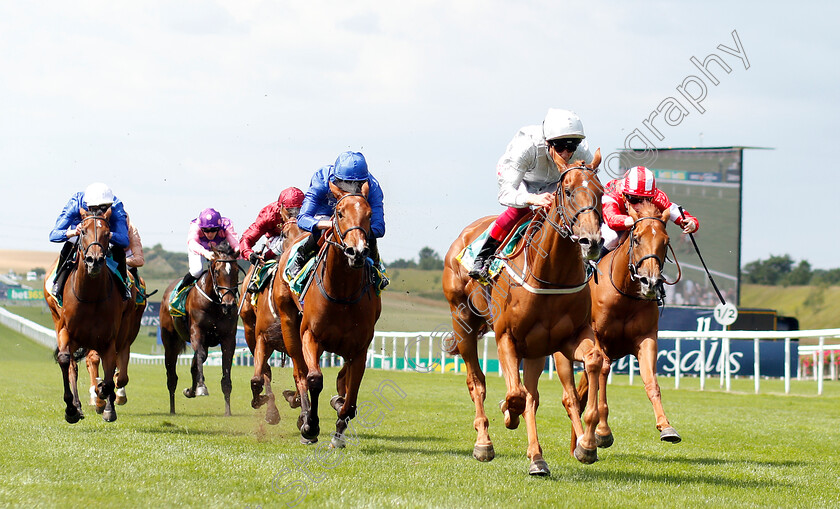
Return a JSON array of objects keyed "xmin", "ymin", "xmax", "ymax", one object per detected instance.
[{"xmin": 1, "ymin": 324, "xmax": 839, "ymax": 508}]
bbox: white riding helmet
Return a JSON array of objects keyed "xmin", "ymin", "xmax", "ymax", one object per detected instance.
[
  {"xmin": 543, "ymin": 108, "xmax": 585, "ymax": 141},
  {"xmin": 83, "ymin": 182, "xmax": 115, "ymax": 207}
]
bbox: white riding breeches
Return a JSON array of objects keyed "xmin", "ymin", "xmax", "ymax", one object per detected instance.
[{"xmin": 188, "ymin": 251, "xmax": 208, "ymax": 277}]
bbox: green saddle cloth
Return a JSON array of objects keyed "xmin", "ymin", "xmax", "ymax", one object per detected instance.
[
  {"xmin": 46, "ymin": 256, "xmax": 142, "ymax": 308},
  {"xmin": 168, "ymin": 276, "xmax": 197, "ymax": 318},
  {"xmin": 456, "ymin": 221, "xmax": 532, "ymax": 283}
]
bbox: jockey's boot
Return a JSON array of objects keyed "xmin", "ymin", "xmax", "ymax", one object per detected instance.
[
  {"xmin": 52, "ymin": 241, "xmax": 76, "ymax": 297},
  {"xmin": 111, "ymin": 248, "xmax": 131, "ymax": 300},
  {"xmin": 181, "ymin": 272, "xmax": 197, "ymax": 289},
  {"xmin": 289, "ymin": 234, "xmax": 319, "ymax": 279},
  {"xmin": 368, "ymin": 237, "xmax": 389, "ymax": 290},
  {"xmin": 468, "ymin": 236, "xmax": 502, "ymax": 280}
]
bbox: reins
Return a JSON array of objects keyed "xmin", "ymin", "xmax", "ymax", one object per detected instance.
[
  {"xmin": 70, "ymin": 214, "xmax": 115, "ymax": 304},
  {"xmin": 194, "ymin": 257, "xmax": 243, "ymax": 305}
]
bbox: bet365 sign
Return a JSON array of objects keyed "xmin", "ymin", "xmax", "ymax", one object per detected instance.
[{"xmin": 6, "ymin": 288, "xmax": 45, "ymax": 300}]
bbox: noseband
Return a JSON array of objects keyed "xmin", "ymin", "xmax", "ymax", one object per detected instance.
[
  {"xmin": 77, "ymin": 215, "xmax": 111, "ymax": 260},
  {"xmin": 627, "ymin": 216, "xmax": 667, "ymax": 282},
  {"xmin": 325, "ymin": 193, "xmax": 371, "ymax": 251},
  {"xmin": 196, "ymin": 258, "xmax": 242, "ymax": 305}
]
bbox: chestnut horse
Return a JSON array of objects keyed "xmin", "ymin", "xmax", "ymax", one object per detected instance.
[
  {"xmin": 269, "ymin": 180, "xmax": 381, "ymax": 446},
  {"xmin": 442, "ymin": 149, "xmax": 606, "ymax": 476},
  {"xmin": 159, "ymin": 242, "xmax": 242, "ymax": 416},
  {"xmin": 555, "ymin": 200, "xmax": 681, "ymax": 452},
  {"xmin": 240, "ymin": 215, "xmax": 304, "ymax": 424},
  {"xmin": 44, "ymin": 210, "xmax": 139, "ymax": 423}
]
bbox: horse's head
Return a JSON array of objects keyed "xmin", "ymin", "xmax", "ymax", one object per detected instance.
[
  {"xmin": 78, "ymin": 208, "xmax": 112, "ymax": 276},
  {"xmin": 626, "ymin": 201, "xmax": 671, "ymax": 300},
  {"xmin": 549, "ymin": 147, "xmax": 604, "ymax": 260},
  {"xmin": 328, "ymin": 180, "xmax": 372, "ymax": 269},
  {"xmin": 208, "ymin": 241, "xmax": 241, "ymax": 311}
]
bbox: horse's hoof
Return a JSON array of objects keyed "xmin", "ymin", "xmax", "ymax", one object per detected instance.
[
  {"xmin": 195, "ymin": 385, "xmax": 210, "ymax": 397},
  {"xmin": 65, "ymin": 410, "xmax": 82, "ymax": 424},
  {"xmin": 95, "ymin": 403, "xmax": 106, "ymax": 415},
  {"xmin": 529, "ymin": 458, "xmax": 550, "ymax": 476},
  {"xmin": 252, "ymin": 394, "xmax": 269, "ymax": 409},
  {"xmin": 329, "ymin": 395, "xmax": 345, "ymax": 413},
  {"xmin": 183, "ymin": 388, "xmax": 195, "ymax": 398},
  {"xmin": 115, "ymin": 387, "xmax": 127, "ymax": 405},
  {"xmin": 473, "ymin": 444, "xmax": 495, "ymax": 462},
  {"xmin": 660, "ymin": 426, "xmax": 682, "ymax": 443},
  {"xmin": 503, "ymin": 410, "xmax": 520, "ymax": 430},
  {"xmin": 102, "ymin": 410, "xmax": 117, "ymax": 423},
  {"xmin": 301, "ymin": 423, "xmax": 320, "ymax": 440},
  {"xmin": 574, "ymin": 443, "xmax": 598, "ymax": 464},
  {"xmin": 89, "ymin": 387, "xmax": 98, "ymax": 406},
  {"xmin": 296, "ymin": 413, "xmax": 305, "ymax": 430},
  {"xmin": 265, "ymin": 409, "xmax": 280, "ymax": 426},
  {"xmin": 596, "ymin": 432, "xmax": 614, "ymax": 448},
  {"xmin": 330, "ymin": 433, "xmax": 346, "ymax": 449},
  {"xmin": 300, "ymin": 436, "xmax": 318, "ymax": 445},
  {"xmin": 283, "ymin": 390, "xmax": 301, "ymax": 409}
]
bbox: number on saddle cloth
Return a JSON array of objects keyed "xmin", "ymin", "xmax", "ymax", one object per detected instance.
[{"xmin": 456, "ymin": 221, "xmax": 532, "ymax": 281}]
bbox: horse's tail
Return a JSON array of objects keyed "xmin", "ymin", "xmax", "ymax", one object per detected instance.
[{"xmin": 53, "ymin": 347, "xmax": 88, "ymax": 363}]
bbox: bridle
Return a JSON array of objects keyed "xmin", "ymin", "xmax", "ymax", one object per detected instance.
[
  {"xmin": 71, "ymin": 214, "xmax": 114, "ymax": 303},
  {"xmin": 195, "ymin": 257, "xmax": 243, "ymax": 305},
  {"xmin": 324, "ymin": 193, "xmax": 370, "ymax": 251},
  {"xmin": 541, "ymin": 166, "xmax": 603, "ymax": 238},
  {"xmin": 610, "ymin": 215, "xmax": 681, "ymax": 303}
]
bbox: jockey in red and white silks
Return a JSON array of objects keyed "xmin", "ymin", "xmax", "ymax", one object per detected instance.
[{"xmin": 601, "ymin": 166, "xmax": 699, "ymax": 251}]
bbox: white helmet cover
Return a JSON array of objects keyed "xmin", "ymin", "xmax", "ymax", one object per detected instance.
[
  {"xmin": 543, "ymin": 108, "xmax": 585, "ymax": 141},
  {"xmin": 83, "ymin": 182, "xmax": 115, "ymax": 207}
]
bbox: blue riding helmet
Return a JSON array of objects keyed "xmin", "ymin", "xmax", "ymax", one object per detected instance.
[{"xmin": 333, "ymin": 151, "xmax": 369, "ymax": 181}]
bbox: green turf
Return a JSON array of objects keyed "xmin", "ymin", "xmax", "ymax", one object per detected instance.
[{"xmin": 1, "ymin": 322, "xmax": 838, "ymax": 508}]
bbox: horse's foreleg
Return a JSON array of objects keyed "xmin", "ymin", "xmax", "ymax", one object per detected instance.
[
  {"xmin": 115, "ymin": 345, "xmax": 130, "ymax": 405},
  {"xmin": 98, "ymin": 345, "xmax": 118, "ymax": 423},
  {"xmin": 221, "ymin": 338, "xmax": 234, "ymax": 417},
  {"xmin": 637, "ymin": 337, "xmax": 681, "ymax": 443},
  {"xmin": 57, "ymin": 330, "xmax": 82, "ymax": 423},
  {"xmin": 250, "ymin": 334, "xmax": 269, "ymax": 409},
  {"xmin": 458, "ymin": 333, "xmax": 493, "ymax": 462},
  {"xmin": 496, "ymin": 333, "xmax": 526, "ymax": 430},
  {"xmin": 572, "ymin": 337, "xmax": 603, "ymax": 463},
  {"xmin": 554, "ymin": 351, "xmax": 586, "ymax": 458},
  {"xmin": 161, "ymin": 330, "xmax": 180, "ymax": 414},
  {"xmin": 595, "ymin": 356, "xmax": 614, "ymax": 447},
  {"xmin": 300, "ymin": 329, "xmax": 323, "ymax": 441},
  {"xmin": 185, "ymin": 340, "xmax": 208, "ymax": 398},
  {"xmin": 85, "ymin": 350, "xmax": 101, "ymax": 406},
  {"xmin": 68, "ymin": 355, "xmax": 84, "ymax": 421},
  {"xmin": 522, "ymin": 357, "xmax": 549, "ymax": 476},
  {"xmin": 331, "ymin": 358, "xmax": 367, "ymax": 448}
]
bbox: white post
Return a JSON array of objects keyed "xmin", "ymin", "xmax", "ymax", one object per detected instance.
[
  {"xmin": 628, "ymin": 355, "xmax": 635, "ymax": 385},
  {"xmin": 818, "ymin": 337, "xmax": 825, "ymax": 395},
  {"xmin": 607, "ymin": 367, "xmax": 613, "ymax": 385},
  {"xmin": 548, "ymin": 354, "xmax": 554, "ymax": 380},
  {"xmin": 724, "ymin": 338, "xmax": 732, "ymax": 392},
  {"xmin": 482, "ymin": 336, "xmax": 489, "ymax": 373},
  {"xmin": 428, "ymin": 334, "xmax": 433, "ymax": 372},
  {"xmin": 753, "ymin": 337, "xmax": 760, "ymax": 394},
  {"xmin": 414, "ymin": 335, "xmax": 420, "ymax": 370},
  {"xmin": 392, "ymin": 337, "xmax": 397, "ymax": 371},
  {"xmin": 699, "ymin": 338, "xmax": 706, "ymax": 391},
  {"xmin": 441, "ymin": 348, "xmax": 447, "ymax": 375},
  {"xmin": 831, "ymin": 349, "xmax": 837, "ymax": 381},
  {"xmin": 784, "ymin": 337, "xmax": 791, "ymax": 394},
  {"xmin": 720, "ymin": 338, "xmax": 726, "ymax": 389},
  {"xmin": 675, "ymin": 338, "xmax": 681, "ymax": 390}
]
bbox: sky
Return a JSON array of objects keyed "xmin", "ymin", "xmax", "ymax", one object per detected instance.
[{"xmin": 1, "ymin": 0, "xmax": 838, "ymax": 269}]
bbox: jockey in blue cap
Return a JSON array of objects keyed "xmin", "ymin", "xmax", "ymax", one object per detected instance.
[
  {"xmin": 288, "ymin": 151, "xmax": 386, "ymax": 282},
  {"xmin": 49, "ymin": 182, "xmax": 133, "ymax": 300}
]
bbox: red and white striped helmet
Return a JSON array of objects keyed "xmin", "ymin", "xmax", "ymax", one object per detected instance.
[{"xmin": 622, "ymin": 166, "xmax": 656, "ymax": 197}]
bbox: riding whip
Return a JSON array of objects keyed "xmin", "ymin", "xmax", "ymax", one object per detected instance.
[
  {"xmin": 237, "ymin": 247, "xmax": 264, "ymax": 315},
  {"xmin": 678, "ymin": 206, "xmax": 726, "ymax": 305}
]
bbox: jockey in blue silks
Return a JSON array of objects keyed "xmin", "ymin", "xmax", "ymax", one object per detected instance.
[
  {"xmin": 49, "ymin": 182, "xmax": 132, "ymax": 300},
  {"xmin": 288, "ymin": 151, "xmax": 386, "ymax": 284}
]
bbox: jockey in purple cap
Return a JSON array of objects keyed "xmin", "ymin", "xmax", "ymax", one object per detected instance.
[
  {"xmin": 181, "ymin": 208, "xmax": 240, "ymax": 287},
  {"xmin": 289, "ymin": 151, "xmax": 386, "ymax": 281}
]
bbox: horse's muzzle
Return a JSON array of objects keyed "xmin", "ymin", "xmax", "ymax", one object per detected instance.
[
  {"xmin": 85, "ymin": 255, "xmax": 105, "ymax": 275},
  {"xmin": 344, "ymin": 246, "xmax": 369, "ymax": 269},
  {"xmin": 578, "ymin": 235, "xmax": 603, "ymax": 261}
]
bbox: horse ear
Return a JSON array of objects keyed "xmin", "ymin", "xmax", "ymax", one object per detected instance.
[
  {"xmin": 104, "ymin": 207, "xmax": 112, "ymax": 220},
  {"xmin": 588, "ymin": 148, "xmax": 602, "ymax": 170},
  {"xmin": 328, "ymin": 180, "xmax": 343, "ymax": 198},
  {"xmin": 361, "ymin": 180, "xmax": 370, "ymax": 198},
  {"xmin": 548, "ymin": 146, "xmax": 568, "ymax": 171},
  {"xmin": 79, "ymin": 207, "xmax": 89, "ymax": 218}
]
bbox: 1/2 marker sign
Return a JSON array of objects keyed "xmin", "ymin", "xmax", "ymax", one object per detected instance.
[{"xmin": 713, "ymin": 302, "xmax": 738, "ymax": 326}]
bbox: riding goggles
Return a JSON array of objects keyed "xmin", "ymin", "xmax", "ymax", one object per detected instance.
[{"xmin": 549, "ymin": 138, "xmax": 582, "ymax": 152}]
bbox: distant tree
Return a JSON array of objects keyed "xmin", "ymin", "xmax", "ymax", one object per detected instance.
[
  {"xmin": 742, "ymin": 254, "xmax": 794, "ymax": 285},
  {"xmin": 811, "ymin": 268, "xmax": 840, "ymax": 286},
  {"xmin": 417, "ymin": 246, "xmax": 444, "ymax": 271},
  {"xmin": 31, "ymin": 267, "xmax": 46, "ymax": 277},
  {"xmin": 387, "ymin": 258, "xmax": 417, "ymax": 269},
  {"xmin": 784, "ymin": 260, "xmax": 812, "ymax": 286}
]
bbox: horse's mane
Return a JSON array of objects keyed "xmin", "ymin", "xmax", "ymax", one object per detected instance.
[
  {"xmin": 212, "ymin": 240, "xmax": 236, "ymax": 258},
  {"xmin": 636, "ymin": 201, "xmax": 659, "ymax": 217}
]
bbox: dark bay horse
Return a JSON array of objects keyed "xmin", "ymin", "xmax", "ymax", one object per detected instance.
[
  {"xmin": 442, "ymin": 149, "xmax": 606, "ymax": 475},
  {"xmin": 159, "ymin": 242, "xmax": 242, "ymax": 416},
  {"xmin": 44, "ymin": 210, "xmax": 139, "ymax": 423},
  {"xmin": 556, "ymin": 200, "xmax": 681, "ymax": 452},
  {"xmin": 240, "ymin": 216, "xmax": 304, "ymax": 424},
  {"xmin": 270, "ymin": 181, "xmax": 381, "ymax": 446}
]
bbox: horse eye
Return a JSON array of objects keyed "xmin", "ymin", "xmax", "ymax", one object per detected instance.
[
  {"xmin": 565, "ymin": 188, "xmax": 572, "ymax": 197},
  {"xmin": 337, "ymin": 211, "xmax": 344, "ymax": 219}
]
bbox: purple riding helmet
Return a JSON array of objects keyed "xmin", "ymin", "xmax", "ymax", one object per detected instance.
[{"xmin": 198, "ymin": 208, "xmax": 222, "ymax": 229}]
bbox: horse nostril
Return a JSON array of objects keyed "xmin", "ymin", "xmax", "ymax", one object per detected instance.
[
  {"xmin": 85, "ymin": 256, "xmax": 94, "ymax": 265},
  {"xmin": 361, "ymin": 247, "xmax": 370, "ymax": 259},
  {"xmin": 345, "ymin": 247, "xmax": 356, "ymax": 258},
  {"xmin": 579, "ymin": 238, "xmax": 590, "ymax": 247},
  {"xmin": 640, "ymin": 277, "xmax": 649, "ymax": 286}
]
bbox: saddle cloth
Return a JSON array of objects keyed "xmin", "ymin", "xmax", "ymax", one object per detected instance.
[
  {"xmin": 46, "ymin": 257, "xmax": 144, "ymax": 308},
  {"xmin": 456, "ymin": 221, "xmax": 532, "ymax": 283}
]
